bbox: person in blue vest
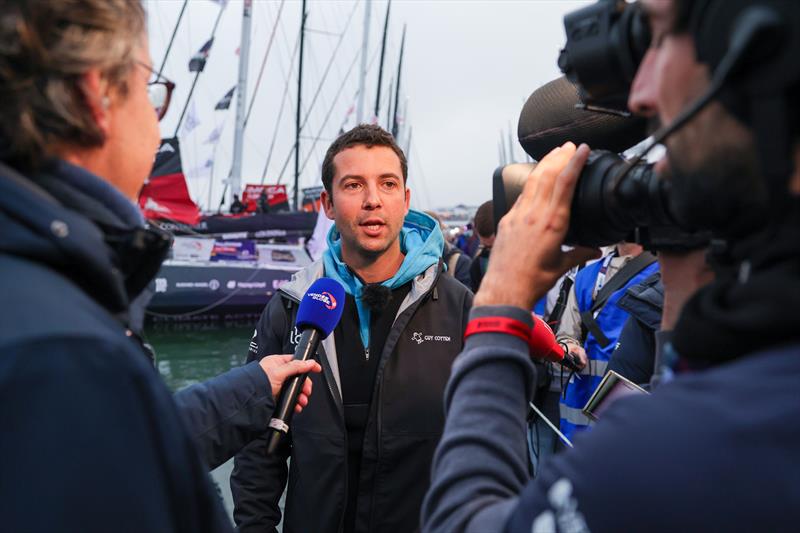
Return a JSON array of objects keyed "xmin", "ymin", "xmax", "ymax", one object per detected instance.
[{"xmin": 555, "ymin": 242, "xmax": 658, "ymax": 440}]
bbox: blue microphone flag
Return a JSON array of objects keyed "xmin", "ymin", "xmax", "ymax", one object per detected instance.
[{"xmin": 296, "ymin": 278, "xmax": 346, "ymax": 338}]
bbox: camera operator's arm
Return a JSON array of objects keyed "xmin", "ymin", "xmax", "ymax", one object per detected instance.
[{"xmin": 422, "ymin": 143, "xmax": 600, "ymax": 533}]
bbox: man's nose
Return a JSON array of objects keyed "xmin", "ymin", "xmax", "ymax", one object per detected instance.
[
  {"xmin": 363, "ymin": 183, "xmax": 382, "ymax": 209},
  {"xmin": 628, "ymin": 48, "xmax": 658, "ymax": 118}
]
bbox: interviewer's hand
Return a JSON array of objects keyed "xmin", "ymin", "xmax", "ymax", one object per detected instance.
[
  {"xmin": 259, "ymin": 354, "xmax": 322, "ymax": 413},
  {"xmin": 474, "ymin": 142, "xmax": 601, "ymax": 310}
]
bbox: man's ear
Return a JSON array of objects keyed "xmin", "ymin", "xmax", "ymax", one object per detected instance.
[
  {"xmin": 321, "ymin": 189, "xmax": 336, "ymax": 221},
  {"xmin": 79, "ymin": 69, "xmax": 110, "ymax": 135},
  {"xmin": 404, "ymin": 186, "xmax": 411, "ymax": 214}
]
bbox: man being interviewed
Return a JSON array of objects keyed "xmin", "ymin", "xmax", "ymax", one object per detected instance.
[{"xmin": 231, "ymin": 125, "xmax": 473, "ymax": 533}]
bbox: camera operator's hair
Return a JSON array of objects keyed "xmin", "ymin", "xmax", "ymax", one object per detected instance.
[
  {"xmin": 0, "ymin": 0, "xmax": 146, "ymax": 173},
  {"xmin": 321, "ymin": 124, "xmax": 408, "ymax": 197},
  {"xmin": 473, "ymin": 200, "xmax": 495, "ymax": 238}
]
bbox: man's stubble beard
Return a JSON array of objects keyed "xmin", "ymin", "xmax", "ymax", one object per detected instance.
[{"xmin": 663, "ymin": 104, "xmax": 768, "ymax": 237}]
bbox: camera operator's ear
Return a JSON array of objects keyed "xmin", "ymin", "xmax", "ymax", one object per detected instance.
[{"xmin": 517, "ymin": 76, "xmax": 647, "ymax": 161}]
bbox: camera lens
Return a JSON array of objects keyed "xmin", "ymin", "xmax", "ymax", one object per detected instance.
[{"xmin": 493, "ymin": 151, "xmax": 694, "ymax": 249}]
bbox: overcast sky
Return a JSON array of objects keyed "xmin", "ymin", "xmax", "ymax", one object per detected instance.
[{"xmin": 145, "ymin": 0, "xmax": 588, "ymax": 211}]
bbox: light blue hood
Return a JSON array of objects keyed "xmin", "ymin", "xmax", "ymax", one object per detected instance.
[{"xmin": 322, "ymin": 209, "xmax": 444, "ymax": 350}]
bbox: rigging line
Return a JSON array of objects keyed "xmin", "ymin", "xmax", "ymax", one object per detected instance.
[
  {"xmin": 244, "ymin": 0, "xmax": 286, "ymax": 129},
  {"xmin": 410, "ymin": 136, "xmax": 433, "ymax": 209},
  {"xmin": 278, "ymin": 46, "xmax": 361, "ymax": 183},
  {"xmin": 299, "ymin": 0, "xmax": 359, "ymax": 132},
  {"xmin": 298, "ymin": 49, "xmax": 361, "ymax": 176},
  {"xmin": 156, "ymin": 0, "xmax": 188, "ymax": 78},
  {"xmin": 174, "ymin": 4, "xmax": 228, "ymax": 137},
  {"xmin": 305, "ymin": 28, "xmax": 342, "ymax": 37},
  {"xmin": 259, "ymin": 29, "xmax": 301, "ymax": 184},
  {"xmin": 282, "ymin": 17, "xmax": 381, "ymax": 184},
  {"xmin": 319, "ymin": 0, "xmax": 351, "ymax": 91}
]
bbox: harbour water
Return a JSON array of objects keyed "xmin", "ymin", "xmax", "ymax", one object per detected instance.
[{"xmin": 146, "ymin": 320, "xmax": 258, "ymax": 524}]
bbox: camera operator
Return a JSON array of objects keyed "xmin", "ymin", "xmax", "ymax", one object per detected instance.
[{"xmin": 422, "ymin": 0, "xmax": 800, "ymax": 531}]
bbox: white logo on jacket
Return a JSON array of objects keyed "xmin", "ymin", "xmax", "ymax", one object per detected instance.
[{"xmin": 411, "ymin": 331, "xmax": 451, "ymax": 344}]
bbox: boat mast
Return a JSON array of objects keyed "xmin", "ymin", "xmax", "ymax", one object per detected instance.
[
  {"xmin": 374, "ymin": 0, "xmax": 391, "ymax": 122},
  {"xmin": 391, "ymin": 24, "xmax": 406, "ymax": 138},
  {"xmin": 156, "ymin": 0, "xmax": 188, "ymax": 79},
  {"xmin": 356, "ymin": 0, "xmax": 372, "ymax": 124},
  {"xmin": 294, "ymin": 0, "xmax": 308, "ymax": 211},
  {"xmin": 230, "ymin": 0, "xmax": 253, "ymax": 206}
]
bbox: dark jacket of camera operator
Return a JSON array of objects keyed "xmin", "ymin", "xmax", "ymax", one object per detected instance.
[{"xmin": 421, "ymin": 0, "xmax": 800, "ymax": 531}]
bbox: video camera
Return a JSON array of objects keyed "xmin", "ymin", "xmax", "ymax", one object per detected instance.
[{"xmin": 495, "ymin": 0, "xmax": 800, "ymax": 250}]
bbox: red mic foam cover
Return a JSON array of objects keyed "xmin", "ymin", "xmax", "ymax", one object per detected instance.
[{"xmin": 530, "ymin": 314, "xmax": 566, "ymax": 364}]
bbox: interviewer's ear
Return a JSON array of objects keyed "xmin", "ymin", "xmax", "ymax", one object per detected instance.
[{"xmin": 79, "ymin": 69, "xmax": 110, "ymax": 135}]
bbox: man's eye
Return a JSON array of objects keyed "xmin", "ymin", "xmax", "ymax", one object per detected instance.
[
  {"xmin": 382, "ymin": 181, "xmax": 398, "ymax": 189},
  {"xmin": 344, "ymin": 182, "xmax": 361, "ymax": 190}
]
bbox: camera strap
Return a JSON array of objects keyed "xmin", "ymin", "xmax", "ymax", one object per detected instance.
[{"xmin": 580, "ymin": 252, "xmax": 657, "ymax": 347}]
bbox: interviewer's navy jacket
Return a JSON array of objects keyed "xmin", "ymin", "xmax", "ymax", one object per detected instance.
[{"xmin": 0, "ymin": 160, "xmax": 272, "ymax": 531}]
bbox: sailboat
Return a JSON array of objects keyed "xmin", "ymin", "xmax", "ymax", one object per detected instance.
[{"xmin": 141, "ymin": 0, "xmax": 410, "ymax": 321}]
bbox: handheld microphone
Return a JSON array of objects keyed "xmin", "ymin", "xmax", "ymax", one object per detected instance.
[
  {"xmin": 266, "ymin": 277, "xmax": 345, "ymax": 454},
  {"xmin": 530, "ymin": 314, "xmax": 581, "ymax": 371}
]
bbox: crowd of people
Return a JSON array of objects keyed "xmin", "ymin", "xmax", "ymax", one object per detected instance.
[{"xmin": 1, "ymin": 0, "xmax": 799, "ymax": 532}]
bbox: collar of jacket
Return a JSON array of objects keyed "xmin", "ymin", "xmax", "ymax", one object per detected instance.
[
  {"xmin": 0, "ymin": 159, "xmax": 171, "ymax": 319},
  {"xmin": 280, "ymin": 259, "xmax": 441, "ymax": 396},
  {"xmin": 321, "ymin": 209, "xmax": 444, "ymax": 349}
]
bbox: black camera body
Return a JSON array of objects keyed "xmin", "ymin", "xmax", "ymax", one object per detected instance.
[{"xmin": 499, "ymin": 0, "xmax": 800, "ymax": 251}]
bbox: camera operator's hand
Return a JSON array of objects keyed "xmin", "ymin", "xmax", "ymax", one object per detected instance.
[
  {"xmin": 259, "ymin": 354, "xmax": 322, "ymax": 413},
  {"xmin": 658, "ymin": 249, "xmax": 714, "ymax": 330},
  {"xmin": 474, "ymin": 142, "xmax": 601, "ymax": 310}
]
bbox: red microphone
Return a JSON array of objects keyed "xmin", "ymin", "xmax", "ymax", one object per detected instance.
[{"xmin": 530, "ymin": 314, "xmax": 581, "ymax": 371}]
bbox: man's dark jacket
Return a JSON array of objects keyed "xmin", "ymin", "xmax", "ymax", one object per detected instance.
[
  {"xmin": 231, "ymin": 261, "xmax": 473, "ymax": 533},
  {"xmin": 0, "ymin": 161, "xmax": 277, "ymax": 531},
  {"xmin": 608, "ymin": 272, "xmax": 663, "ymax": 384}
]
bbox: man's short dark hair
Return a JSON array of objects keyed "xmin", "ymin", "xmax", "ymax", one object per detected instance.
[
  {"xmin": 473, "ymin": 200, "xmax": 495, "ymax": 238},
  {"xmin": 321, "ymin": 124, "xmax": 408, "ymax": 196}
]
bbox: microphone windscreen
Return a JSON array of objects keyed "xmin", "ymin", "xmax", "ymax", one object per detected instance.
[
  {"xmin": 296, "ymin": 277, "xmax": 346, "ymax": 337},
  {"xmin": 530, "ymin": 314, "xmax": 565, "ymax": 363},
  {"xmin": 518, "ymin": 76, "xmax": 648, "ymax": 160}
]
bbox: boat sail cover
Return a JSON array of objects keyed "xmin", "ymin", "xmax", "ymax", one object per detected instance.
[{"xmin": 139, "ymin": 138, "xmax": 201, "ymax": 225}]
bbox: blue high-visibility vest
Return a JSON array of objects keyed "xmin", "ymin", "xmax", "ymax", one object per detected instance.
[{"xmin": 560, "ymin": 257, "xmax": 659, "ymax": 440}]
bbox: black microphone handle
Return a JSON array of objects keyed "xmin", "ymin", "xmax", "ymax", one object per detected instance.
[{"xmin": 266, "ymin": 328, "xmax": 321, "ymax": 455}]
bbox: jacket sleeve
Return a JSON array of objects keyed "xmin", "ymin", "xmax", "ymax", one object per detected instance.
[
  {"xmin": 0, "ymin": 336, "xmax": 231, "ymax": 533},
  {"xmin": 422, "ymin": 305, "xmax": 536, "ymax": 533},
  {"xmin": 174, "ymin": 360, "xmax": 275, "ymax": 470},
  {"xmin": 231, "ymin": 296, "xmax": 293, "ymax": 532}
]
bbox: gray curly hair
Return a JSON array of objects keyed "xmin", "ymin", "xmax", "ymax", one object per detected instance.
[{"xmin": 0, "ymin": 0, "xmax": 146, "ymax": 173}]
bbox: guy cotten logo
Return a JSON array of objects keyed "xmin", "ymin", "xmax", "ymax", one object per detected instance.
[
  {"xmin": 412, "ymin": 331, "xmax": 451, "ymax": 344},
  {"xmin": 308, "ymin": 291, "xmax": 337, "ymax": 310}
]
